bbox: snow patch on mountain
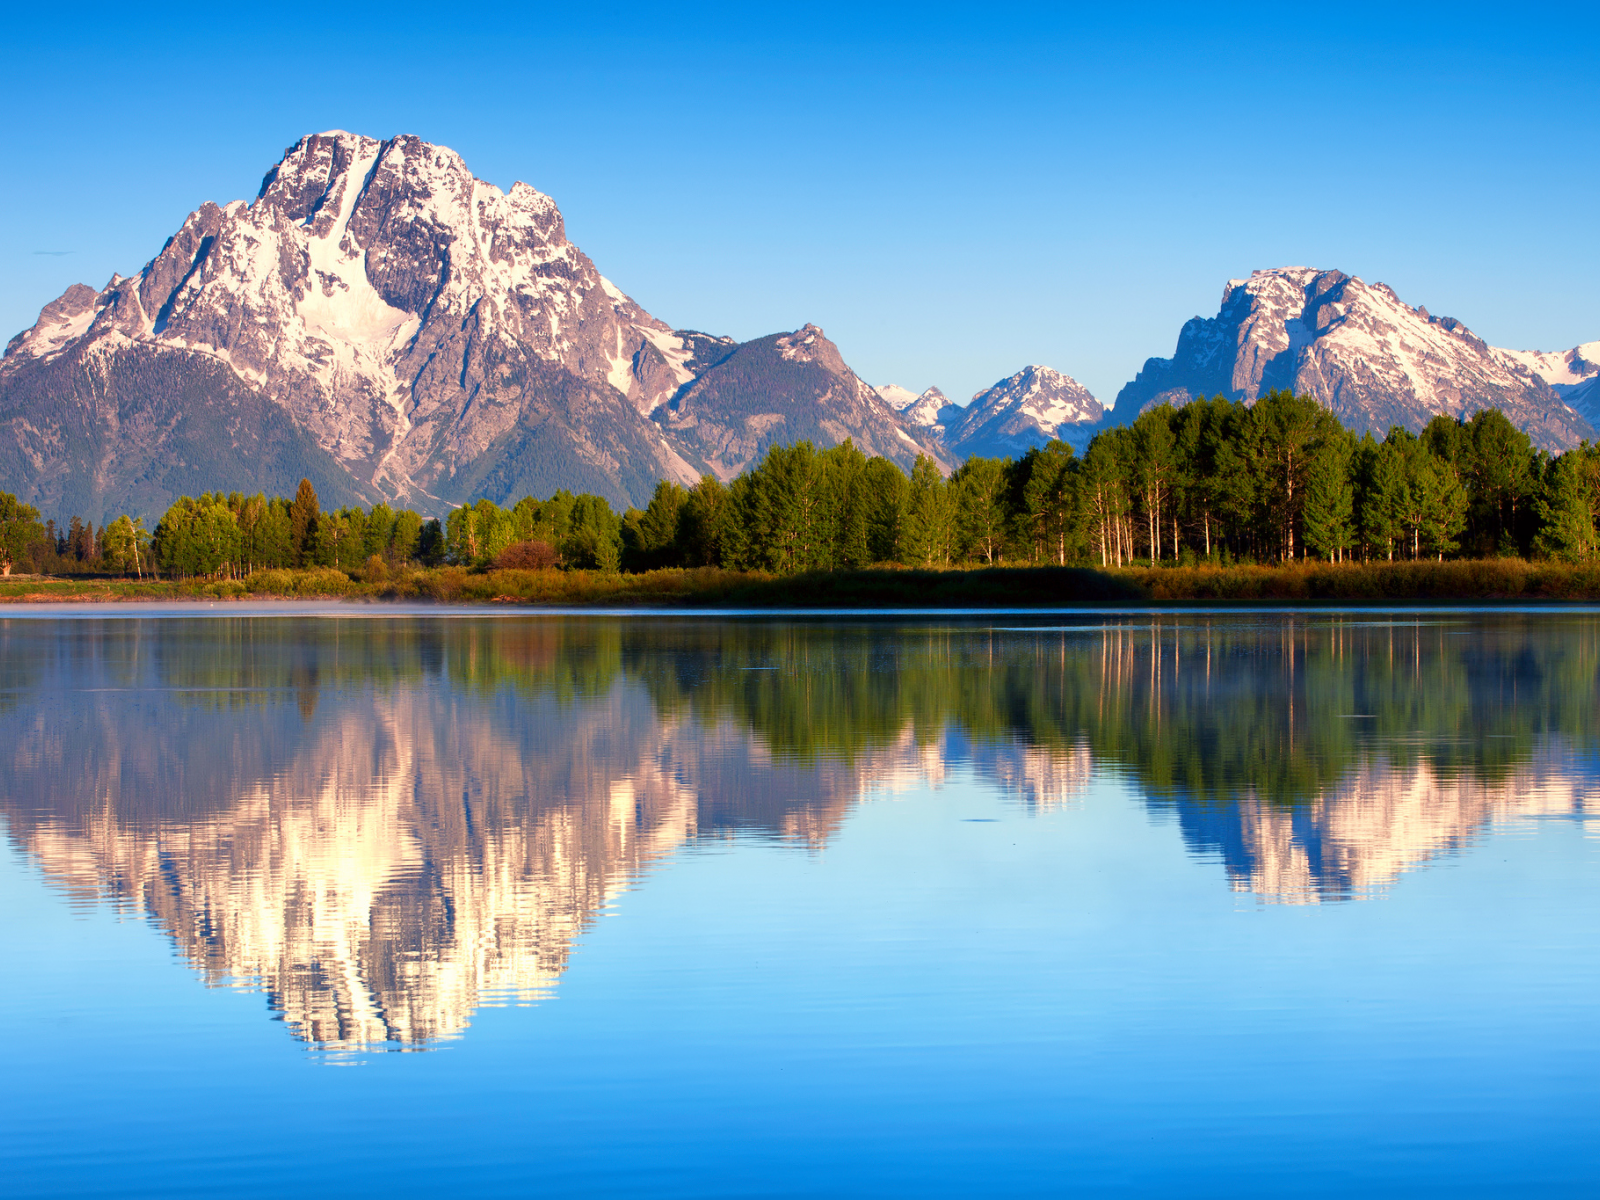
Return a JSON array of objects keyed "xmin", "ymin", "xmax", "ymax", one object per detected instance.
[
  {"xmin": 947, "ymin": 366, "xmax": 1105, "ymax": 456},
  {"xmin": 1, "ymin": 131, "xmax": 713, "ymax": 503},
  {"xmin": 1113, "ymin": 267, "xmax": 1591, "ymax": 451},
  {"xmin": 902, "ymin": 387, "xmax": 961, "ymax": 432},
  {"xmin": 1496, "ymin": 341, "xmax": 1600, "ymax": 394},
  {"xmin": 874, "ymin": 383, "xmax": 922, "ymax": 411}
]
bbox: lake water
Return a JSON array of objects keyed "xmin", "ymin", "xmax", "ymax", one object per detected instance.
[{"xmin": 2, "ymin": 609, "xmax": 1597, "ymax": 1197}]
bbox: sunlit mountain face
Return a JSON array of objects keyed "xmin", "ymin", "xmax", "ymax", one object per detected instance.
[{"xmin": 1, "ymin": 614, "xmax": 1595, "ymax": 1052}]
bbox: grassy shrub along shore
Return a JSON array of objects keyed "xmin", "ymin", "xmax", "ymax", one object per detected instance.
[{"xmin": 6, "ymin": 558, "xmax": 1600, "ymax": 606}]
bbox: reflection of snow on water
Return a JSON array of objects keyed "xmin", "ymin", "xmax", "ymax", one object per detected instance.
[{"xmin": 6, "ymin": 612, "xmax": 1600, "ymax": 1052}]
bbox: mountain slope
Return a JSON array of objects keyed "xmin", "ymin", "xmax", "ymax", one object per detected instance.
[
  {"xmin": 1112, "ymin": 267, "xmax": 1591, "ymax": 450},
  {"xmin": 1496, "ymin": 341, "xmax": 1600, "ymax": 425},
  {"xmin": 0, "ymin": 132, "xmax": 941, "ymax": 521},
  {"xmin": 945, "ymin": 365, "xmax": 1105, "ymax": 457},
  {"xmin": 658, "ymin": 325, "xmax": 952, "ymax": 478},
  {"xmin": 0, "ymin": 343, "xmax": 374, "ymax": 522}
]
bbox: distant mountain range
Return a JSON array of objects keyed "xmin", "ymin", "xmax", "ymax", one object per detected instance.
[
  {"xmin": 0, "ymin": 132, "xmax": 1593, "ymax": 521},
  {"xmin": 878, "ymin": 366, "xmax": 1106, "ymax": 459}
]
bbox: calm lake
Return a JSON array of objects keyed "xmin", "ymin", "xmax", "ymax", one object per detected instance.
[{"xmin": 2, "ymin": 609, "xmax": 1597, "ymax": 1197}]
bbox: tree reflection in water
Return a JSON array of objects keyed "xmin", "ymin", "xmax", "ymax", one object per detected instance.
[{"xmin": 1, "ymin": 613, "xmax": 1594, "ymax": 1050}]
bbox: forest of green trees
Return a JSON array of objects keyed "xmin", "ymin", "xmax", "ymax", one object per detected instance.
[
  {"xmin": 605, "ymin": 391, "xmax": 1600, "ymax": 573},
  {"xmin": 6, "ymin": 390, "xmax": 1600, "ymax": 580}
]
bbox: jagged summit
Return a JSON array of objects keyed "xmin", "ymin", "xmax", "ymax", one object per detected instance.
[
  {"xmin": 1495, "ymin": 341, "xmax": 1600, "ymax": 424},
  {"xmin": 1112, "ymin": 266, "xmax": 1592, "ymax": 450},
  {"xmin": 902, "ymin": 387, "xmax": 961, "ymax": 432},
  {"xmin": 0, "ymin": 133, "xmax": 942, "ymax": 520},
  {"xmin": 945, "ymin": 365, "xmax": 1105, "ymax": 457},
  {"xmin": 876, "ymin": 384, "xmax": 962, "ymax": 435},
  {"xmin": 874, "ymin": 383, "xmax": 923, "ymax": 411}
]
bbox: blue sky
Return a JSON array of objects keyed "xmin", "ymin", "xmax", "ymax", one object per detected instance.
[{"xmin": 2, "ymin": 1, "xmax": 1594, "ymax": 408}]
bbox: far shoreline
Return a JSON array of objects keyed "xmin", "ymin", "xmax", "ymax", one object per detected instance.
[{"xmin": 6, "ymin": 559, "xmax": 1600, "ymax": 610}]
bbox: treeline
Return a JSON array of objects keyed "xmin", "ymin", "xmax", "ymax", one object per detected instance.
[
  {"xmin": 611, "ymin": 391, "xmax": 1600, "ymax": 572},
  {"xmin": 4, "ymin": 390, "xmax": 1600, "ymax": 580},
  {"xmin": 150, "ymin": 482, "xmax": 441, "ymax": 577}
]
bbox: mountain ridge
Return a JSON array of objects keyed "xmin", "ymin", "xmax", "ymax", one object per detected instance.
[
  {"xmin": 0, "ymin": 131, "xmax": 947, "ymax": 522},
  {"xmin": 1109, "ymin": 266, "xmax": 1592, "ymax": 450},
  {"xmin": 4, "ymin": 142, "xmax": 1596, "ymax": 523}
]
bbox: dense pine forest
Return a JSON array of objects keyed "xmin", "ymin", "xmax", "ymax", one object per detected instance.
[{"xmin": 4, "ymin": 390, "xmax": 1600, "ymax": 582}]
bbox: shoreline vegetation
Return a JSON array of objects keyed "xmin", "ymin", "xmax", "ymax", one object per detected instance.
[
  {"xmin": 8, "ymin": 558, "xmax": 1600, "ymax": 607},
  {"xmin": 10, "ymin": 392, "xmax": 1600, "ymax": 607}
]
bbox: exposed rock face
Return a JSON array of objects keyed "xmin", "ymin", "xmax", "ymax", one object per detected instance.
[
  {"xmin": 657, "ymin": 324, "xmax": 952, "ymax": 479},
  {"xmin": 1113, "ymin": 267, "xmax": 1593, "ymax": 450},
  {"xmin": 945, "ymin": 365, "xmax": 1105, "ymax": 457},
  {"xmin": 0, "ymin": 133, "xmax": 939, "ymax": 521},
  {"xmin": 1496, "ymin": 340, "xmax": 1600, "ymax": 426}
]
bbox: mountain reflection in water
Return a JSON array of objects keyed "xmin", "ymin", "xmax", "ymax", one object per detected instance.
[{"xmin": 1, "ymin": 614, "xmax": 1594, "ymax": 1052}]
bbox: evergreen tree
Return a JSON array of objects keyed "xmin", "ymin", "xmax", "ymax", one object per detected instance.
[
  {"xmin": 289, "ymin": 478, "xmax": 320, "ymax": 566},
  {"xmin": 622, "ymin": 480, "xmax": 689, "ymax": 570},
  {"xmin": 952, "ymin": 456, "xmax": 1012, "ymax": 565},
  {"xmin": 863, "ymin": 456, "xmax": 910, "ymax": 564},
  {"xmin": 1302, "ymin": 428, "xmax": 1356, "ymax": 561},
  {"xmin": 678, "ymin": 475, "xmax": 731, "ymax": 567},
  {"xmin": 562, "ymin": 495, "xmax": 623, "ymax": 571},
  {"xmin": 901, "ymin": 454, "xmax": 954, "ymax": 567},
  {"xmin": 417, "ymin": 519, "xmax": 445, "ymax": 566},
  {"xmin": 1018, "ymin": 441, "xmax": 1075, "ymax": 564}
]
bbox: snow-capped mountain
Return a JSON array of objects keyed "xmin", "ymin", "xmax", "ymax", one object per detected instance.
[
  {"xmin": 1112, "ymin": 267, "xmax": 1592, "ymax": 450},
  {"xmin": 874, "ymin": 384, "xmax": 922, "ymax": 411},
  {"xmin": 1495, "ymin": 341, "xmax": 1600, "ymax": 424},
  {"xmin": 0, "ymin": 132, "xmax": 944, "ymax": 521},
  {"xmin": 945, "ymin": 366, "xmax": 1106, "ymax": 457},
  {"xmin": 876, "ymin": 384, "xmax": 962, "ymax": 435}
]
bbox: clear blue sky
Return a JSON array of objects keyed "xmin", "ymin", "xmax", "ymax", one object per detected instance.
[{"xmin": 2, "ymin": 1, "xmax": 1594, "ymax": 409}]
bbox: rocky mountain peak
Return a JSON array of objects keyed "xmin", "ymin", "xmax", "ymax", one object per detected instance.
[
  {"xmin": 1114, "ymin": 266, "xmax": 1592, "ymax": 450},
  {"xmin": 1497, "ymin": 340, "xmax": 1600, "ymax": 425},
  {"xmin": 874, "ymin": 383, "xmax": 923, "ymax": 411},
  {"xmin": 0, "ymin": 133, "xmax": 949, "ymax": 519},
  {"xmin": 3, "ymin": 282, "xmax": 100, "ymax": 359},
  {"xmin": 775, "ymin": 324, "xmax": 850, "ymax": 374},
  {"xmin": 902, "ymin": 387, "xmax": 960, "ymax": 431},
  {"xmin": 659, "ymin": 324, "xmax": 953, "ymax": 479},
  {"xmin": 944, "ymin": 365, "xmax": 1105, "ymax": 457}
]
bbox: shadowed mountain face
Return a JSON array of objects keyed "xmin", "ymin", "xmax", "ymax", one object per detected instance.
[
  {"xmin": 657, "ymin": 325, "xmax": 952, "ymax": 479},
  {"xmin": 0, "ymin": 134, "xmax": 942, "ymax": 521},
  {"xmin": 3, "ymin": 614, "xmax": 1595, "ymax": 1051}
]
